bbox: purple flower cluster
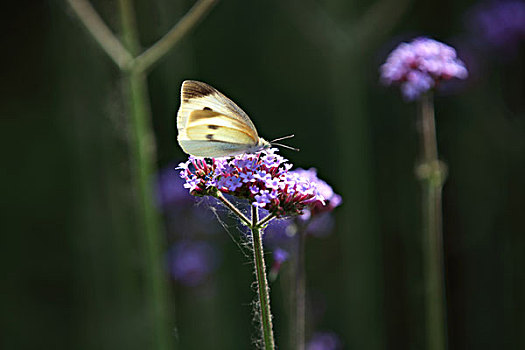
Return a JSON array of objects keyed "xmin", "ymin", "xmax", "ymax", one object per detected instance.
[
  {"xmin": 380, "ymin": 37, "xmax": 468, "ymax": 100},
  {"xmin": 178, "ymin": 149, "xmax": 325, "ymax": 218},
  {"xmin": 467, "ymin": 0, "xmax": 525, "ymax": 53},
  {"xmin": 264, "ymin": 168, "xmax": 342, "ymax": 244},
  {"xmin": 291, "ymin": 168, "xmax": 342, "ymax": 217}
]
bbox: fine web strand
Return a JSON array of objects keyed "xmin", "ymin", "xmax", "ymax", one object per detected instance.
[{"xmin": 202, "ymin": 196, "xmax": 253, "ymax": 260}]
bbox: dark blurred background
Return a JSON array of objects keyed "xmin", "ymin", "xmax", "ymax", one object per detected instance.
[{"xmin": 2, "ymin": 0, "xmax": 524, "ymax": 349}]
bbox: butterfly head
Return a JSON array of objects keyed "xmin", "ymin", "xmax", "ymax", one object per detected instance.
[
  {"xmin": 244, "ymin": 136, "xmax": 299, "ymax": 155},
  {"xmin": 258, "ymin": 138, "xmax": 271, "ymax": 150}
]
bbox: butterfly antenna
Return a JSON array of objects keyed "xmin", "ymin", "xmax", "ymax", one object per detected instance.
[
  {"xmin": 270, "ymin": 134, "xmax": 295, "ymax": 143},
  {"xmin": 271, "ymin": 142, "xmax": 300, "ymax": 152}
]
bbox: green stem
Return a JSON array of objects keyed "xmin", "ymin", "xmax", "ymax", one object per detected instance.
[
  {"xmin": 216, "ymin": 192, "xmax": 251, "ymax": 227},
  {"xmin": 65, "ymin": 0, "xmax": 133, "ymax": 69},
  {"xmin": 257, "ymin": 213, "xmax": 276, "ymax": 228},
  {"xmin": 251, "ymin": 206, "xmax": 276, "ymax": 350},
  {"xmin": 68, "ymin": 1, "xmax": 220, "ymax": 349},
  {"xmin": 118, "ymin": 1, "xmax": 173, "ymax": 349},
  {"xmin": 290, "ymin": 224, "xmax": 306, "ymax": 350},
  {"xmin": 417, "ymin": 93, "xmax": 448, "ymax": 350},
  {"xmin": 133, "ymin": 0, "xmax": 218, "ymax": 73}
]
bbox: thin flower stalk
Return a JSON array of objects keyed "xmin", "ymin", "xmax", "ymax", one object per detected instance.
[
  {"xmin": 217, "ymin": 192, "xmax": 251, "ymax": 227},
  {"xmin": 292, "ymin": 225, "xmax": 306, "ymax": 350},
  {"xmin": 257, "ymin": 213, "xmax": 277, "ymax": 228},
  {"xmin": 251, "ymin": 206, "xmax": 276, "ymax": 350},
  {"xmin": 416, "ymin": 93, "xmax": 448, "ymax": 350}
]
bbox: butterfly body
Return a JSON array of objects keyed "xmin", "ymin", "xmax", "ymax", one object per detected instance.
[{"xmin": 177, "ymin": 80, "xmax": 271, "ymax": 158}]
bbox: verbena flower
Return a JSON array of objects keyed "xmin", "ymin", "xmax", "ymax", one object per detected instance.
[
  {"xmin": 178, "ymin": 149, "xmax": 325, "ymax": 218},
  {"xmin": 263, "ymin": 168, "xmax": 342, "ymax": 244},
  {"xmin": 466, "ymin": 0, "xmax": 525, "ymax": 54},
  {"xmin": 291, "ymin": 168, "xmax": 342, "ymax": 216},
  {"xmin": 306, "ymin": 331, "xmax": 342, "ymax": 350},
  {"xmin": 157, "ymin": 162, "xmax": 195, "ymax": 207},
  {"xmin": 380, "ymin": 37, "xmax": 468, "ymax": 100},
  {"xmin": 167, "ymin": 240, "xmax": 219, "ymax": 287}
]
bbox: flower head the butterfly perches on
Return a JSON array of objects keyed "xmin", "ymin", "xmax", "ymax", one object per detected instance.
[
  {"xmin": 177, "ymin": 80, "xmax": 297, "ymax": 158},
  {"xmin": 177, "ymin": 148, "xmax": 325, "ymax": 218}
]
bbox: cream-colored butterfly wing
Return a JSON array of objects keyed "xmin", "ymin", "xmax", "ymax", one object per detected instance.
[{"xmin": 177, "ymin": 80, "xmax": 265, "ymax": 157}]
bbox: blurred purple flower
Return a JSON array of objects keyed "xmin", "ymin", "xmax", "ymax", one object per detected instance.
[
  {"xmin": 304, "ymin": 213, "xmax": 335, "ymax": 238},
  {"xmin": 306, "ymin": 332, "xmax": 342, "ymax": 350},
  {"xmin": 466, "ymin": 0, "xmax": 525, "ymax": 54},
  {"xmin": 178, "ymin": 149, "xmax": 326, "ymax": 218},
  {"xmin": 264, "ymin": 213, "xmax": 335, "ymax": 246},
  {"xmin": 380, "ymin": 37, "xmax": 468, "ymax": 100},
  {"xmin": 273, "ymin": 247, "xmax": 290, "ymax": 264},
  {"xmin": 156, "ymin": 163, "xmax": 194, "ymax": 207},
  {"xmin": 168, "ymin": 241, "xmax": 218, "ymax": 287},
  {"xmin": 157, "ymin": 163, "xmax": 218, "ymax": 237},
  {"xmin": 263, "ymin": 217, "xmax": 296, "ymax": 244},
  {"xmin": 269, "ymin": 247, "xmax": 290, "ymax": 281}
]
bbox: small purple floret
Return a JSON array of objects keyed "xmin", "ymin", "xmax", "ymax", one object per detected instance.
[{"xmin": 380, "ymin": 37, "xmax": 468, "ymax": 100}]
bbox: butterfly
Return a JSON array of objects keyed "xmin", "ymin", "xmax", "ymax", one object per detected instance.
[{"xmin": 177, "ymin": 80, "xmax": 296, "ymax": 158}]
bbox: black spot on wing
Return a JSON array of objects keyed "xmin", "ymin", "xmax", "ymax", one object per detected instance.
[
  {"xmin": 203, "ymin": 107, "xmax": 212, "ymax": 111},
  {"xmin": 189, "ymin": 110, "xmax": 223, "ymax": 122},
  {"xmin": 182, "ymin": 81, "xmax": 216, "ymax": 100},
  {"xmin": 206, "ymin": 134, "xmax": 214, "ymax": 140},
  {"xmin": 208, "ymin": 125, "xmax": 220, "ymax": 130}
]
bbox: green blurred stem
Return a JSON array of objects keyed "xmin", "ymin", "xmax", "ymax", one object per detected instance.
[
  {"xmin": 125, "ymin": 71, "xmax": 173, "ymax": 350},
  {"xmin": 251, "ymin": 206, "xmax": 276, "ymax": 350},
  {"xmin": 417, "ymin": 93, "xmax": 448, "ymax": 350},
  {"xmin": 67, "ymin": 1, "xmax": 219, "ymax": 348},
  {"xmin": 67, "ymin": 0, "xmax": 217, "ymax": 74},
  {"xmin": 118, "ymin": 1, "xmax": 173, "ymax": 349},
  {"xmin": 133, "ymin": 0, "xmax": 218, "ymax": 73},
  {"xmin": 65, "ymin": 0, "xmax": 133, "ymax": 69}
]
